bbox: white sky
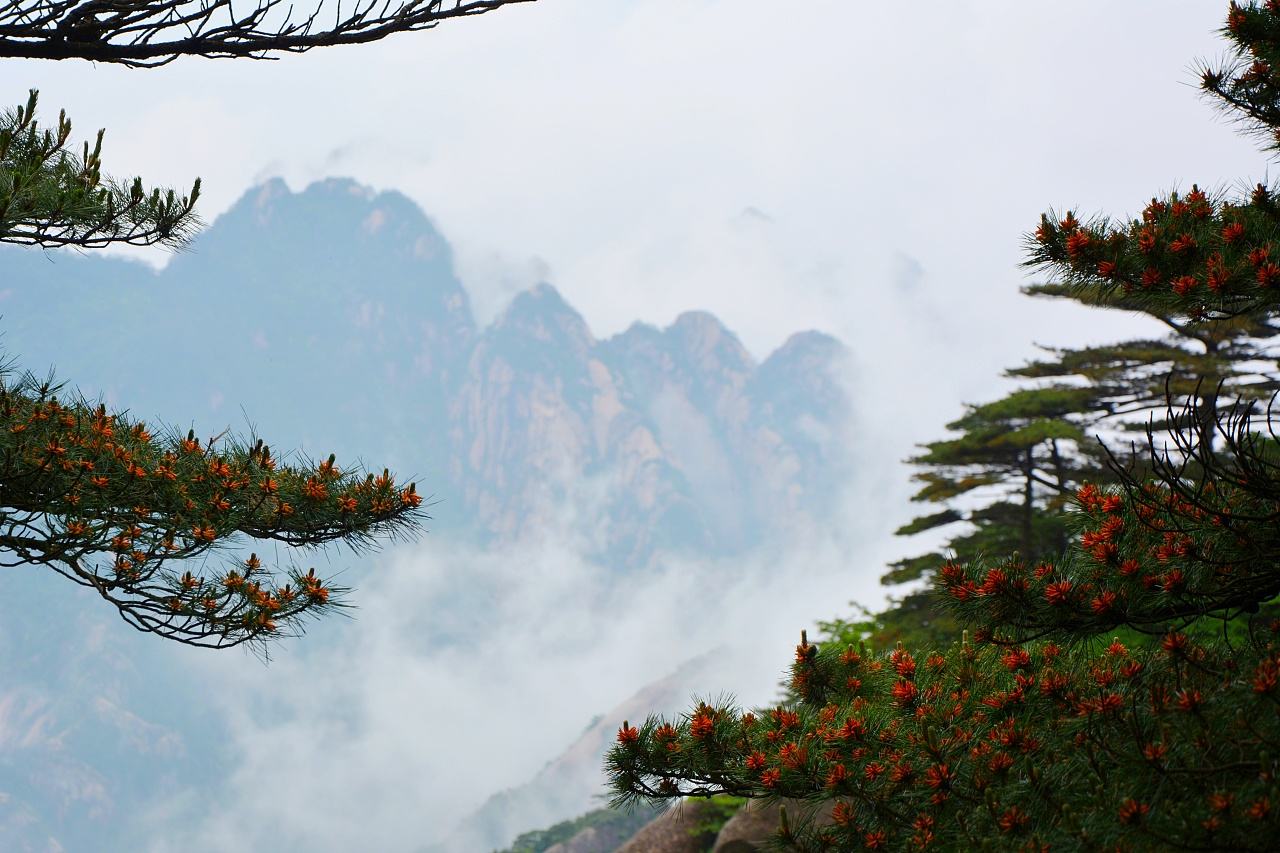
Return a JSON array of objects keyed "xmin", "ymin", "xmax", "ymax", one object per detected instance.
[
  {"xmin": 3, "ymin": 1, "xmax": 1269, "ymax": 368},
  {"xmin": 4, "ymin": 2, "xmax": 1278, "ymax": 849}
]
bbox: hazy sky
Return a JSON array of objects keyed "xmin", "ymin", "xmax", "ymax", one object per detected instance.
[
  {"xmin": 6, "ymin": 1, "xmax": 1270, "ymax": 489},
  {"xmin": 4, "ymin": 2, "xmax": 1278, "ymax": 849},
  {"xmin": 4, "ymin": 1, "xmax": 1269, "ymax": 366}
]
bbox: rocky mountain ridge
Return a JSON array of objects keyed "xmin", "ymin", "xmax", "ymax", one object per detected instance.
[{"xmin": 1, "ymin": 177, "xmax": 854, "ymax": 568}]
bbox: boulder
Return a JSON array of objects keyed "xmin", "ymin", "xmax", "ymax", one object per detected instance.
[
  {"xmin": 544, "ymin": 823, "xmax": 633, "ymax": 853},
  {"xmin": 615, "ymin": 799, "xmax": 720, "ymax": 853},
  {"xmin": 712, "ymin": 800, "xmax": 836, "ymax": 852}
]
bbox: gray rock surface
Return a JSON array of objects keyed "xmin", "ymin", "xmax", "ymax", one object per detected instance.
[
  {"xmin": 615, "ymin": 799, "xmax": 719, "ymax": 853},
  {"xmin": 544, "ymin": 822, "xmax": 635, "ymax": 853},
  {"xmin": 711, "ymin": 799, "xmax": 838, "ymax": 853},
  {"xmin": 710, "ymin": 800, "xmax": 782, "ymax": 852}
]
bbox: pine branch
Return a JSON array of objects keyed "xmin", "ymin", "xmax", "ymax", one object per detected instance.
[
  {"xmin": 0, "ymin": 362, "xmax": 426, "ymax": 649},
  {"xmin": 0, "ymin": 90, "xmax": 201, "ymax": 249}
]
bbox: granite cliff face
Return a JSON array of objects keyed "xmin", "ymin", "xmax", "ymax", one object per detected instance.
[{"xmin": 2, "ymin": 177, "xmax": 854, "ymax": 568}]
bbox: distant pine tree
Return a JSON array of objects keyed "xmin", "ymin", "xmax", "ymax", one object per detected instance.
[{"xmin": 864, "ymin": 279, "xmax": 1277, "ymax": 654}]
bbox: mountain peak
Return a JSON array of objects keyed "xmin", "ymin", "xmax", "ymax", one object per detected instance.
[
  {"xmin": 516, "ymin": 281, "xmax": 571, "ymax": 309},
  {"xmin": 212, "ymin": 177, "xmax": 445, "ymax": 248},
  {"xmin": 767, "ymin": 330, "xmax": 848, "ymax": 363},
  {"xmin": 304, "ymin": 176, "xmax": 375, "ymax": 198},
  {"xmin": 250, "ymin": 175, "xmax": 289, "ymax": 205},
  {"xmin": 666, "ymin": 309, "xmax": 754, "ymax": 373},
  {"xmin": 500, "ymin": 283, "xmax": 581, "ymax": 323},
  {"xmin": 671, "ymin": 309, "xmax": 723, "ymax": 330},
  {"xmin": 491, "ymin": 283, "xmax": 594, "ymax": 355}
]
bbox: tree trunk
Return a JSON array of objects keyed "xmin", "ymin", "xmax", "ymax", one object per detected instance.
[
  {"xmin": 1049, "ymin": 439, "xmax": 1069, "ymax": 553},
  {"xmin": 1196, "ymin": 337, "xmax": 1220, "ymax": 460},
  {"xmin": 1021, "ymin": 449, "xmax": 1035, "ymax": 559}
]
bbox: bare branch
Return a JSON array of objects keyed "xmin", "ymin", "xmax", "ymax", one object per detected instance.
[{"xmin": 0, "ymin": 0, "xmax": 538, "ymax": 66}]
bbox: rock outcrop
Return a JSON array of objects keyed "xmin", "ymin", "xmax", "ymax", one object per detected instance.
[
  {"xmin": 543, "ymin": 822, "xmax": 640, "ymax": 853},
  {"xmin": 711, "ymin": 800, "xmax": 785, "ymax": 852},
  {"xmin": 614, "ymin": 800, "xmax": 720, "ymax": 853}
]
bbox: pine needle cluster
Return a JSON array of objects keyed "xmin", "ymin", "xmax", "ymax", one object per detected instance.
[{"xmin": 0, "ymin": 90, "xmax": 201, "ymax": 248}]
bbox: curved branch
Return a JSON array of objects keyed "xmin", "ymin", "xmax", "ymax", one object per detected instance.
[{"xmin": 0, "ymin": 0, "xmax": 538, "ymax": 67}]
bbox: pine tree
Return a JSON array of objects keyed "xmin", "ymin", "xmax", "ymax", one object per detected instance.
[
  {"xmin": 867, "ymin": 294, "xmax": 1277, "ymax": 653},
  {"xmin": 0, "ymin": 1, "xmax": 533, "ymax": 648},
  {"xmin": 1014, "ymin": 282, "xmax": 1279, "ymax": 454},
  {"xmin": 868, "ymin": 385, "xmax": 1106, "ymax": 652},
  {"xmin": 903, "ymin": 386, "xmax": 1103, "ymax": 561},
  {"xmin": 891, "ymin": 288, "xmax": 1278, "ymax": 589},
  {"xmin": 607, "ymin": 4, "xmax": 1280, "ymax": 849}
]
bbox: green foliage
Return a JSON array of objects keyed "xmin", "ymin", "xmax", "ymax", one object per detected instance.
[
  {"xmin": 685, "ymin": 795, "xmax": 748, "ymax": 843},
  {"xmin": 906, "ymin": 471, "xmax": 1001, "ymax": 504},
  {"xmin": 947, "ymin": 386, "xmax": 1100, "ymax": 430},
  {"xmin": 891, "ymin": 214, "xmax": 1279, "ymax": 593},
  {"xmin": 1199, "ymin": 0, "xmax": 1280, "ymax": 151},
  {"xmin": 880, "ymin": 553, "xmax": 948, "ymax": 587},
  {"xmin": 892, "ymin": 511, "xmax": 961, "ymax": 538},
  {"xmin": 499, "ymin": 804, "xmax": 664, "ymax": 853},
  {"xmin": 887, "ymin": 383, "xmax": 1093, "ymax": 596},
  {"xmin": 1014, "ymin": 287, "xmax": 1280, "ymax": 443},
  {"xmin": 0, "ymin": 90, "xmax": 201, "ymax": 248}
]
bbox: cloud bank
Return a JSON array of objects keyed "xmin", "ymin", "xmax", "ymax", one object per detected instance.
[{"xmin": 139, "ymin": 473, "xmax": 899, "ymax": 851}]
